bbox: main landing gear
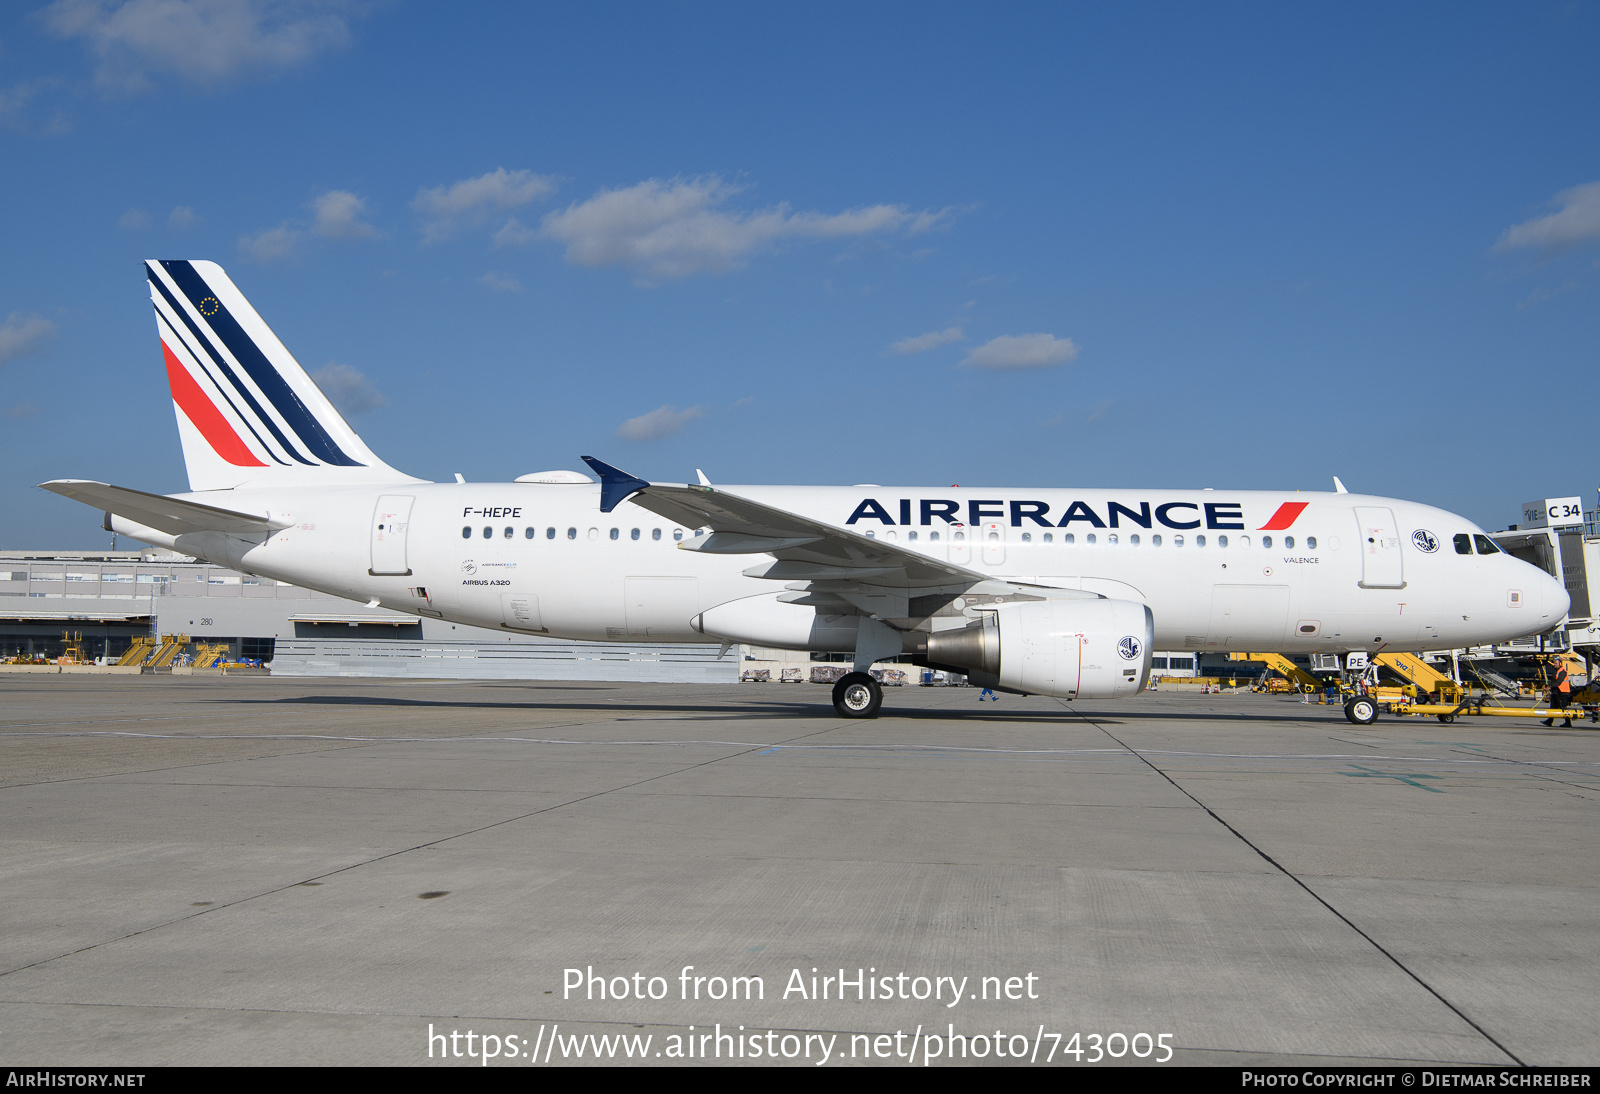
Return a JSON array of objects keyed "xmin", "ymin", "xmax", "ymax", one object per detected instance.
[{"xmin": 832, "ymin": 672, "xmax": 883, "ymax": 719}]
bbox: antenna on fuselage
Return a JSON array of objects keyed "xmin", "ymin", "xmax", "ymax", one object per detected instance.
[{"xmin": 1333, "ymin": 476, "xmax": 1349, "ymax": 494}]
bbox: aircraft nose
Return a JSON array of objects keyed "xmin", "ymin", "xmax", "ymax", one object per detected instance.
[{"xmin": 1542, "ymin": 569, "xmax": 1571, "ymax": 621}]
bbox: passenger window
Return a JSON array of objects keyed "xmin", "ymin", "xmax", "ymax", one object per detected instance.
[
  {"xmin": 1151, "ymin": 534, "xmax": 1161, "ymax": 546},
  {"xmin": 482, "ymin": 527, "xmax": 492, "ymax": 539},
  {"xmin": 1284, "ymin": 536, "xmax": 1294, "ymax": 549},
  {"xmin": 865, "ymin": 530, "xmax": 876, "ymax": 539},
  {"xmin": 1042, "ymin": 533, "xmax": 1052, "ymax": 543},
  {"xmin": 1086, "ymin": 534, "xmax": 1097, "ymax": 545},
  {"xmin": 929, "ymin": 531, "xmax": 940, "ymax": 542},
  {"xmin": 1262, "ymin": 535, "xmax": 1272, "ymax": 548},
  {"xmin": 1239, "ymin": 535, "xmax": 1250, "ymax": 548},
  {"xmin": 954, "ymin": 531, "xmax": 965, "ymax": 541},
  {"xmin": 1306, "ymin": 536, "xmax": 1316, "ymax": 549},
  {"xmin": 1195, "ymin": 535, "xmax": 1206, "ymax": 547},
  {"xmin": 1474, "ymin": 535, "xmax": 1500, "ymax": 555},
  {"xmin": 1107, "ymin": 534, "xmax": 1118, "ymax": 545},
  {"xmin": 987, "ymin": 531, "xmax": 997, "ymax": 541},
  {"xmin": 461, "ymin": 526, "xmax": 471, "ymax": 539},
  {"xmin": 1217, "ymin": 535, "xmax": 1227, "ymax": 547},
  {"xmin": 1130, "ymin": 534, "xmax": 1140, "ymax": 546},
  {"xmin": 1454, "ymin": 534, "xmax": 1471, "ymax": 554},
  {"xmin": 567, "ymin": 528, "xmax": 576, "ymax": 540},
  {"xmin": 652, "ymin": 528, "xmax": 661, "ymax": 541},
  {"xmin": 609, "ymin": 528, "xmax": 619, "ymax": 540},
  {"xmin": 1020, "ymin": 533, "xmax": 1031, "ymax": 543},
  {"xmin": 673, "ymin": 529, "xmax": 683, "ymax": 541},
  {"xmin": 504, "ymin": 526, "xmax": 513, "ymax": 539},
  {"xmin": 1174, "ymin": 535, "xmax": 1184, "ymax": 547},
  {"xmin": 908, "ymin": 531, "xmax": 918, "ymax": 541},
  {"xmin": 524, "ymin": 527, "xmax": 535, "ymax": 539},
  {"xmin": 546, "ymin": 527, "xmax": 555, "ymax": 539},
  {"xmin": 589, "ymin": 528, "xmax": 599, "ymax": 541},
  {"xmin": 631, "ymin": 528, "xmax": 640, "ymax": 540},
  {"xmin": 1063, "ymin": 533, "xmax": 1074, "ymax": 544}
]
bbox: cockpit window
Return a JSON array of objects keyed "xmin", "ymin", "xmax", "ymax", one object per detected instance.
[
  {"xmin": 1474, "ymin": 535, "xmax": 1501, "ymax": 555},
  {"xmin": 1454, "ymin": 534, "xmax": 1472, "ymax": 555}
]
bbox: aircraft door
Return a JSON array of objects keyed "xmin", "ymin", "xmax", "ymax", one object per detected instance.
[
  {"xmin": 1354, "ymin": 506, "xmax": 1405, "ymax": 588},
  {"xmin": 369, "ymin": 495, "xmax": 415, "ymax": 576},
  {"xmin": 981, "ymin": 521, "xmax": 1006, "ymax": 566}
]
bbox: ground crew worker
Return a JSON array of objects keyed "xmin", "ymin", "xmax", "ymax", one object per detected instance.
[{"xmin": 1542, "ymin": 658, "xmax": 1572, "ymax": 727}]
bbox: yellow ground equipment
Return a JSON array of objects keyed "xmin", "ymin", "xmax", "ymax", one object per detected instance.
[
  {"xmin": 115, "ymin": 636, "xmax": 156, "ymax": 667},
  {"xmin": 146, "ymin": 634, "xmax": 190, "ymax": 669},
  {"xmin": 1375, "ymin": 652, "xmax": 1466, "ymax": 705},
  {"xmin": 191, "ymin": 643, "xmax": 231, "ymax": 668},
  {"xmin": 1228, "ymin": 652, "xmax": 1320, "ymax": 693}
]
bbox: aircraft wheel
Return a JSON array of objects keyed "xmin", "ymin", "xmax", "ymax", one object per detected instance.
[
  {"xmin": 1345, "ymin": 697, "xmax": 1379, "ymax": 725},
  {"xmin": 1436, "ymin": 713, "xmax": 1456, "ymax": 724},
  {"xmin": 832, "ymin": 672, "xmax": 883, "ymax": 719}
]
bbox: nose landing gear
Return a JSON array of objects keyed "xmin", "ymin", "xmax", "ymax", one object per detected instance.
[{"xmin": 1344, "ymin": 696, "xmax": 1379, "ymax": 725}]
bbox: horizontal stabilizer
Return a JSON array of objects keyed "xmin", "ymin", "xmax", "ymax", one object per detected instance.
[{"xmin": 38, "ymin": 480, "xmax": 293, "ymax": 536}]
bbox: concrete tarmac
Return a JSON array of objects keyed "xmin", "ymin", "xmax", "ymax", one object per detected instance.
[{"xmin": 1, "ymin": 676, "xmax": 1596, "ymax": 1067}]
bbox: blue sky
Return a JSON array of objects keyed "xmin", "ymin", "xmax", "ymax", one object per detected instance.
[{"xmin": 2, "ymin": 2, "xmax": 1598, "ymax": 547}]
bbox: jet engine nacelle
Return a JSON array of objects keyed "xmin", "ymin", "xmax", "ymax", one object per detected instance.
[{"xmin": 925, "ymin": 599, "xmax": 1154, "ymax": 699}]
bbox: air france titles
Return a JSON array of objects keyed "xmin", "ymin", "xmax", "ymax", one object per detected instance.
[{"xmin": 843, "ymin": 497, "xmax": 1246, "ymax": 531}]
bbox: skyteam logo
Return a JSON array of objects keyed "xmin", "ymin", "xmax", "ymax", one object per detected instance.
[
  {"xmin": 1118, "ymin": 636, "xmax": 1142, "ymax": 661},
  {"xmin": 1411, "ymin": 529, "xmax": 1440, "ymax": 554}
]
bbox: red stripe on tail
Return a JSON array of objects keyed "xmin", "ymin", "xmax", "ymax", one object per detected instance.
[
  {"xmin": 1258, "ymin": 502, "xmax": 1309, "ymax": 531},
  {"xmin": 162, "ymin": 341, "xmax": 266, "ymax": 467}
]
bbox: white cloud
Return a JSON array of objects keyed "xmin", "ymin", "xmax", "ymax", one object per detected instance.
[
  {"xmin": 413, "ymin": 168, "xmax": 556, "ymax": 243},
  {"xmin": 239, "ymin": 222, "xmax": 298, "ymax": 262},
  {"xmin": 887, "ymin": 326, "xmax": 964, "ymax": 355},
  {"xmin": 961, "ymin": 333, "xmax": 1079, "ymax": 370},
  {"xmin": 1497, "ymin": 182, "xmax": 1600, "ymax": 251},
  {"xmin": 43, "ymin": 0, "xmax": 356, "ymax": 91},
  {"xmin": 534, "ymin": 176, "xmax": 925, "ymax": 282},
  {"xmin": 478, "ymin": 271, "xmax": 522, "ymax": 293},
  {"xmin": 311, "ymin": 362, "xmax": 385, "ymax": 416},
  {"xmin": 491, "ymin": 217, "xmax": 538, "ymax": 248},
  {"xmin": 616, "ymin": 404, "xmax": 703, "ymax": 441},
  {"xmin": 0, "ymin": 313, "xmax": 58, "ymax": 363},
  {"xmin": 119, "ymin": 207, "xmax": 151, "ymax": 229},
  {"xmin": 310, "ymin": 189, "xmax": 378, "ymax": 239},
  {"xmin": 168, "ymin": 205, "xmax": 197, "ymax": 229}
]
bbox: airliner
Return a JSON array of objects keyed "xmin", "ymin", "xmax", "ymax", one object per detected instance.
[{"xmin": 40, "ymin": 261, "xmax": 1570, "ymax": 722}]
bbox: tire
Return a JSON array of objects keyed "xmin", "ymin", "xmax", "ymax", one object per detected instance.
[
  {"xmin": 1436, "ymin": 713, "xmax": 1456, "ymax": 724},
  {"xmin": 1345, "ymin": 697, "xmax": 1379, "ymax": 725},
  {"xmin": 832, "ymin": 672, "xmax": 883, "ymax": 719}
]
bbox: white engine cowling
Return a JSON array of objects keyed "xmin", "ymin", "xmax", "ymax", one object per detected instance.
[
  {"xmin": 926, "ymin": 599, "xmax": 1154, "ymax": 699},
  {"xmin": 692, "ymin": 592, "xmax": 859, "ymax": 651}
]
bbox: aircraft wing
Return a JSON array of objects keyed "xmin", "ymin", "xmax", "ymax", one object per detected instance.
[
  {"xmin": 38, "ymin": 480, "xmax": 293, "ymax": 536},
  {"xmin": 581, "ymin": 456, "xmax": 986, "ymax": 590}
]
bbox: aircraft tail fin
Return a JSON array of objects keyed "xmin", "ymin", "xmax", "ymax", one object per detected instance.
[{"xmin": 145, "ymin": 260, "xmax": 420, "ymax": 492}]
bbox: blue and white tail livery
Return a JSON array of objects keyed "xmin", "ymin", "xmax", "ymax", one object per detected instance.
[{"xmin": 146, "ymin": 259, "xmax": 417, "ymax": 491}]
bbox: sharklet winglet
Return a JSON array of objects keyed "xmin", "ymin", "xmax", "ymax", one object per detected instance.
[{"xmin": 581, "ymin": 456, "xmax": 650, "ymax": 513}]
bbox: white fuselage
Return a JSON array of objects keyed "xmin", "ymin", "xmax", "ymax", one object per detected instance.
[{"xmin": 127, "ymin": 482, "xmax": 1569, "ymax": 656}]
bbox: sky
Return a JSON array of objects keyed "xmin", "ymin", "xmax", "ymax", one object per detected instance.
[{"xmin": 2, "ymin": 1, "xmax": 1598, "ymax": 548}]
